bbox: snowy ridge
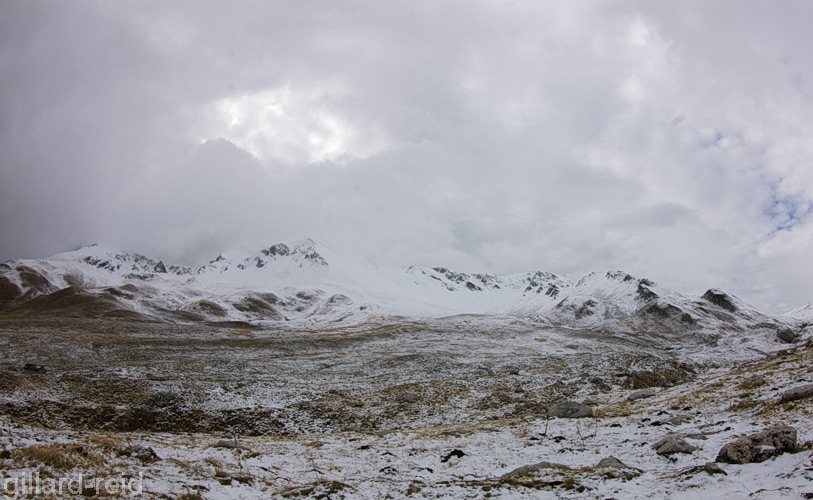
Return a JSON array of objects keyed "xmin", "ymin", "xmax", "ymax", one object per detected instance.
[
  {"xmin": 783, "ymin": 302, "xmax": 813, "ymax": 321},
  {"xmin": 0, "ymin": 239, "xmax": 806, "ymax": 353}
]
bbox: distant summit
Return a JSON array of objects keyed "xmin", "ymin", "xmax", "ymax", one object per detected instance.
[{"xmin": 784, "ymin": 302, "xmax": 813, "ymax": 321}]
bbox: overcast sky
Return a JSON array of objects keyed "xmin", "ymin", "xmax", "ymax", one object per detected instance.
[{"xmin": 1, "ymin": 1, "xmax": 812, "ymax": 313}]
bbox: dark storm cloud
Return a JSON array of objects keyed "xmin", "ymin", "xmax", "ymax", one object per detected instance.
[{"xmin": 2, "ymin": 0, "xmax": 812, "ymax": 312}]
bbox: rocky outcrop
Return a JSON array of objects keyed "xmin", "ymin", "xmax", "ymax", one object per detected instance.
[
  {"xmin": 0, "ymin": 275, "xmax": 22, "ymax": 302},
  {"xmin": 702, "ymin": 289, "xmax": 737, "ymax": 312},
  {"xmin": 716, "ymin": 425, "xmax": 797, "ymax": 464},
  {"xmin": 777, "ymin": 328, "xmax": 802, "ymax": 344}
]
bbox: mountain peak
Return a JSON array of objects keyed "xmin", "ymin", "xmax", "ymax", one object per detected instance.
[
  {"xmin": 48, "ymin": 245, "xmax": 192, "ymax": 277},
  {"xmin": 783, "ymin": 302, "xmax": 813, "ymax": 321},
  {"xmin": 256, "ymin": 239, "xmax": 327, "ymax": 266},
  {"xmin": 197, "ymin": 239, "xmax": 329, "ymax": 277}
]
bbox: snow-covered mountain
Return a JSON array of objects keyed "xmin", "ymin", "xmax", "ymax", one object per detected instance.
[
  {"xmin": 0, "ymin": 239, "xmax": 806, "ymax": 351},
  {"xmin": 784, "ymin": 302, "xmax": 813, "ymax": 321}
]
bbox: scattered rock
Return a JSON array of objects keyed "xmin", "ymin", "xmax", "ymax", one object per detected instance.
[
  {"xmin": 742, "ymin": 375, "xmax": 765, "ymax": 387},
  {"xmin": 589, "ymin": 377, "xmax": 611, "ymax": 392},
  {"xmin": 581, "ymin": 397, "xmax": 601, "ymax": 406},
  {"xmin": 594, "ymin": 456, "xmax": 642, "ymax": 480},
  {"xmin": 548, "ymin": 401, "xmax": 593, "ymax": 419},
  {"xmin": 213, "ymin": 439, "xmax": 252, "ymax": 451},
  {"xmin": 441, "ymin": 449, "xmax": 466, "ymax": 463},
  {"xmin": 500, "ymin": 461, "xmax": 570, "ymax": 479},
  {"xmin": 680, "ymin": 462, "xmax": 727, "ymax": 477},
  {"xmin": 702, "ymin": 462, "xmax": 726, "ymax": 475},
  {"xmin": 397, "ymin": 393, "xmax": 420, "ymax": 404},
  {"xmin": 716, "ymin": 437, "xmax": 759, "ymax": 464},
  {"xmin": 595, "ymin": 456, "xmax": 628, "ymax": 469},
  {"xmin": 22, "ymin": 364, "xmax": 47, "ymax": 374},
  {"xmin": 716, "ymin": 425, "xmax": 797, "ymax": 464},
  {"xmin": 121, "ymin": 445, "xmax": 160, "ymax": 463},
  {"xmin": 652, "ymin": 435, "xmax": 697, "ymax": 456},
  {"xmin": 667, "ymin": 415, "xmax": 693, "ymax": 426},
  {"xmin": 684, "ymin": 433, "xmax": 708, "ymax": 441},
  {"xmin": 781, "ymin": 384, "xmax": 813, "ymax": 403},
  {"xmin": 628, "ymin": 388, "xmax": 658, "ymax": 401}
]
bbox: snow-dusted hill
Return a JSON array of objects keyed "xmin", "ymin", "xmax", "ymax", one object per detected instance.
[
  {"xmin": 0, "ymin": 239, "xmax": 806, "ymax": 354},
  {"xmin": 784, "ymin": 302, "xmax": 813, "ymax": 321}
]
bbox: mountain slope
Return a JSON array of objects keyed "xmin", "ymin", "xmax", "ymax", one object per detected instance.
[
  {"xmin": 0, "ymin": 239, "xmax": 805, "ymax": 358},
  {"xmin": 784, "ymin": 302, "xmax": 813, "ymax": 321}
]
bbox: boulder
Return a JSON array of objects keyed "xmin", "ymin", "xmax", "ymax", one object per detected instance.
[
  {"xmin": 653, "ymin": 435, "xmax": 697, "ymax": 456},
  {"xmin": 667, "ymin": 415, "xmax": 693, "ymax": 426},
  {"xmin": 500, "ymin": 461, "xmax": 570, "ymax": 479},
  {"xmin": 781, "ymin": 384, "xmax": 813, "ymax": 403},
  {"xmin": 213, "ymin": 439, "xmax": 252, "ymax": 451},
  {"xmin": 441, "ymin": 449, "xmax": 466, "ymax": 463},
  {"xmin": 594, "ymin": 456, "xmax": 642, "ymax": 480},
  {"xmin": 121, "ymin": 445, "xmax": 160, "ymax": 463},
  {"xmin": 716, "ymin": 425, "xmax": 797, "ymax": 464},
  {"xmin": 547, "ymin": 401, "xmax": 593, "ymax": 419},
  {"xmin": 715, "ymin": 437, "xmax": 754, "ymax": 464},
  {"xmin": 595, "ymin": 456, "xmax": 628, "ymax": 469},
  {"xmin": 628, "ymin": 388, "xmax": 659, "ymax": 401}
]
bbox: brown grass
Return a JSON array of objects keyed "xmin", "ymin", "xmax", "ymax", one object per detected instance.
[
  {"xmin": 562, "ymin": 476, "xmax": 576, "ymax": 490},
  {"xmin": 727, "ymin": 398, "xmax": 760, "ymax": 412},
  {"xmin": 87, "ymin": 434, "xmax": 124, "ymax": 453},
  {"xmin": 204, "ymin": 456, "xmax": 228, "ymax": 477},
  {"xmin": 15, "ymin": 443, "xmax": 105, "ymax": 470}
]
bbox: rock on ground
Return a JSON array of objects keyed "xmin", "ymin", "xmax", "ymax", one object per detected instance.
[
  {"xmin": 595, "ymin": 456, "xmax": 628, "ymax": 468},
  {"xmin": 628, "ymin": 388, "xmax": 659, "ymax": 401},
  {"xmin": 716, "ymin": 425, "xmax": 797, "ymax": 464},
  {"xmin": 500, "ymin": 461, "xmax": 570, "ymax": 479},
  {"xmin": 781, "ymin": 384, "xmax": 813, "ymax": 403},
  {"xmin": 653, "ymin": 435, "xmax": 697, "ymax": 456}
]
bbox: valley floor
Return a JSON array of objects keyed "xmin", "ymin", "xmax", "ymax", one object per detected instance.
[{"xmin": 0, "ymin": 317, "xmax": 811, "ymax": 499}]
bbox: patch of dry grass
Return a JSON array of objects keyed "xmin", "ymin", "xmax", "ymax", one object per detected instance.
[
  {"xmin": 14, "ymin": 443, "xmax": 105, "ymax": 470},
  {"xmin": 205, "ymin": 457, "xmax": 229, "ymax": 478}
]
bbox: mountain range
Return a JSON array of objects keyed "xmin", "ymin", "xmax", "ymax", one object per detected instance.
[{"xmin": 0, "ymin": 239, "xmax": 809, "ymax": 354}]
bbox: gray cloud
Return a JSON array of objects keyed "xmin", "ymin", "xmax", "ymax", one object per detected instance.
[{"xmin": 2, "ymin": 0, "xmax": 812, "ymax": 313}]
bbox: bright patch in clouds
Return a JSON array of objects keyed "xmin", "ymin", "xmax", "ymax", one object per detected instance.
[{"xmin": 200, "ymin": 85, "xmax": 392, "ymax": 165}]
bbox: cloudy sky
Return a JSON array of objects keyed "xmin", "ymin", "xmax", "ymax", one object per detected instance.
[{"xmin": 1, "ymin": 1, "xmax": 812, "ymax": 313}]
